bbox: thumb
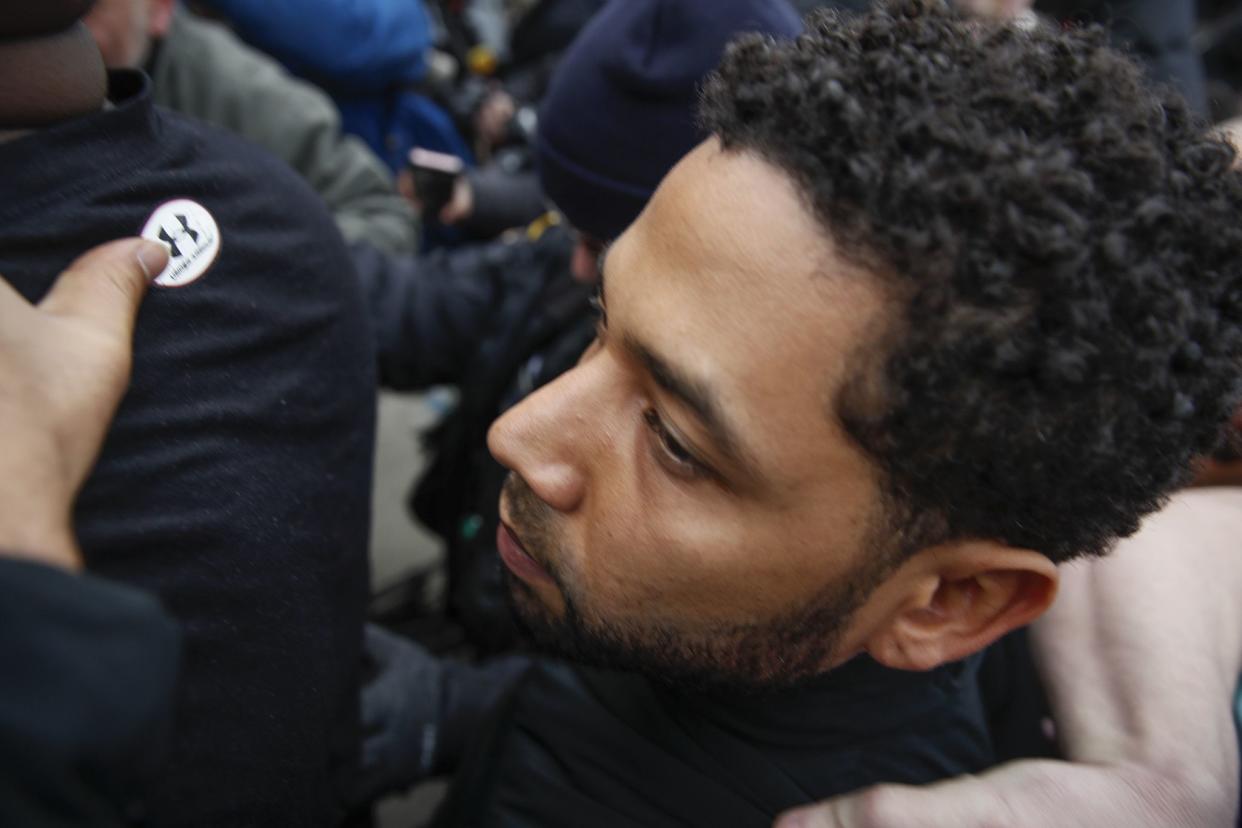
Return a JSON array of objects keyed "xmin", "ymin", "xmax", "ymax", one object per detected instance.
[{"xmin": 39, "ymin": 238, "xmax": 168, "ymax": 339}]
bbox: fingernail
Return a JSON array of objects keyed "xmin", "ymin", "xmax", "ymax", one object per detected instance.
[{"xmin": 135, "ymin": 240, "xmax": 170, "ymax": 280}]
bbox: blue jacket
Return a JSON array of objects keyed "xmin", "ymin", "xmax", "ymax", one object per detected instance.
[
  {"xmin": 200, "ymin": 0, "xmax": 471, "ymax": 171},
  {"xmin": 199, "ymin": 0, "xmax": 432, "ymax": 91}
]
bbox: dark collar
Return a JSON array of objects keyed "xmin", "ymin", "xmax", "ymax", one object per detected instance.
[
  {"xmin": 650, "ymin": 653, "xmax": 984, "ymax": 749},
  {"xmin": 0, "ymin": 70, "xmax": 159, "ymax": 226}
]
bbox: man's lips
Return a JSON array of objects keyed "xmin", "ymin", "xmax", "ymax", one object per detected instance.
[{"xmin": 496, "ymin": 520, "xmax": 555, "ymax": 587}]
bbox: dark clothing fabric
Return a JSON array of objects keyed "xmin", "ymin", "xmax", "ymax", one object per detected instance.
[
  {"xmin": 791, "ymin": 0, "xmax": 872, "ymax": 13},
  {"xmin": 535, "ymin": 0, "xmax": 803, "ymax": 240},
  {"xmin": 356, "ymin": 216, "xmax": 581, "ymax": 398},
  {"xmin": 0, "ymin": 559, "xmax": 180, "ymax": 828},
  {"xmin": 509, "ymin": 0, "xmax": 609, "ymax": 67},
  {"xmin": 0, "ymin": 71, "xmax": 376, "ymax": 827},
  {"xmin": 460, "ymin": 169, "xmax": 547, "ymax": 241},
  {"xmin": 1037, "ymin": 0, "xmax": 1208, "ymax": 115},
  {"xmin": 436, "ymin": 656, "xmax": 536, "ymax": 774},
  {"xmin": 435, "ymin": 653, "xmax": 998, "ymax": 827},
  {"xmin": 977, "ymin": 628, "xmax": 1058, "ymax": 764},
  {"xmin": 352, "ymin": 225, "xmax": 572, "ymax": 393}
]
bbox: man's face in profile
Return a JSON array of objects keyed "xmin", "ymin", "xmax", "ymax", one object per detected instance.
[{"xmin": 488, "ymin": 139, "xmax": 906, "ymax": 692}]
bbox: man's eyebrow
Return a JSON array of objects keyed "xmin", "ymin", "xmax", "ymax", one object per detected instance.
[{"xmin": 619, "ymin": 330, "xmax": 761, "ymax": 480}]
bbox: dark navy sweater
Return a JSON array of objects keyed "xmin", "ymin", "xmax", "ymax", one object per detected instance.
[
  {"xmin": 0, "ymin": 560, "xmax": 180, "ymax": 828},
  {"xmin": 0, "ymin": 71, "xmax": 376, "ymax": 827},
  {"xmin": 435, "ymin": 654, "xmax": 1001, "ymax": 827}
]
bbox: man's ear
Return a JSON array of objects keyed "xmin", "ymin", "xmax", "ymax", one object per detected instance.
[
  {"xmin": 150, "ymin": 0, "xmax": 176, "ymax": 39},
  {"xmin": 864, "ymin": 541, "xmax": 1058, "ymax": 671}
]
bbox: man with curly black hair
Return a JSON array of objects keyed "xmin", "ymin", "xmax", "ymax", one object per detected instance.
[
  {"xmin": 698, "ymin": 0, "xmax": 1242, "ymax": 567},
  {"xmin": 433, "ymin": 1, "xmax": 1242, "ymax": 824}
]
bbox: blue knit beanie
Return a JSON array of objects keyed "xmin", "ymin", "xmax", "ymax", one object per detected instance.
[{"xmin": 536, "ymin": 0, "xmax": 804, "ymax": 241}]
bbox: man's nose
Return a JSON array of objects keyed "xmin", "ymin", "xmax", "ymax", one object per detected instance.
[{"xmin": 487, "ymin": 363, "xmax": 602, "ymax": 514}]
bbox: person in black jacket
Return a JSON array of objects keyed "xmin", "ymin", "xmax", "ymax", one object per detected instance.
[{"xmin": 0, "ymin": 1, "xmax": 376, "ymax": 824}]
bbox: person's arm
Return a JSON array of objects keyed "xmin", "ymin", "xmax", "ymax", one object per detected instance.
[
  {"xmin": 154, "ymin": 12, "xmax": 418, "ymax": 255},
  {"xmin": 0, "ymin": 558, "xmax": 182, "ymax": 828},
  {"xmin": 458, "ymin": 169, "xmax": 548, "ymax": 240},
  {"xmin": 777, "ymin": 487, "xmax": 1242, "ymax": 828},
  {"xmin": 0, "ymin": 238, "xmax": 184, "ymax": 826},
  {"xmin": 0, "ymin": 238, "xmax": 166, "ymax": 566},
  {"xmin": 353, "ymin": 236, "xmax": 536, "ymax": 392},
  {"xmin": 349, "ymin": 624, "xmax": 532, "ymax": 807}
]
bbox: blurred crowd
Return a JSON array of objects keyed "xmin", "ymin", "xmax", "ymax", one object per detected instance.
[{"xmin": 3, "ymin": 1, "xmax": 1242, "ymax": 827}]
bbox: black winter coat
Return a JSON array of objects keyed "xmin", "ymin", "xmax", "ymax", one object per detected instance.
[{"xmin": 0, "ymin": 71, "xmax": 376, "ymax": 827}]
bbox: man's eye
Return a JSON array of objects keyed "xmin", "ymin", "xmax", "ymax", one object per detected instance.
[{"xmin": 643, "ymin": 408, "xmax": 706, "ymax": 479}]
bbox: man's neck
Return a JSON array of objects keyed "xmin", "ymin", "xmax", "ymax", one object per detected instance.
[{"xmin": 0, "ymin": 22, "xmax": 106, "ymax": 130}]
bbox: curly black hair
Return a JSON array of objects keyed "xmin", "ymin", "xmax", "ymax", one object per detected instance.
[{"xmin": 700, "ymin": 0, "xmax": 1242, "ymax": 562}]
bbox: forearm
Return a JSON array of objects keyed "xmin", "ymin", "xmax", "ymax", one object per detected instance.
[
  {"xmin": 1029, "ymin": 488, "xmax": 1242, "ymax": 818},
  {"xmin": 0, "ymin": 558, "xmax": 182, "ymax": 826},
  {"xmin": 352, "ymin": 242, "xmax": 504, "ymax": 391},
  {"xmin": 459, "ymin": 169, "xmax": 547, "ymax": 240}
]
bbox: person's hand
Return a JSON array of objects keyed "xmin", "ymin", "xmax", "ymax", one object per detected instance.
[
  {"xmin": 396, "ymin": 169, "xmax": 474, "ymax": 225},
  {"xmin": 954, "ymin": 0, "xmax": 1034, "ymax": 20},
  {"xmin": 350, "ymin": 623, "xmax": 444, "ymax": 807},
  {"xmin": 475, "ymin": 89, "xmax": 516, "ymax": 150},
  {"xmin": 0, "ymin": 238, "xmax": 167, "ymax": 570}
]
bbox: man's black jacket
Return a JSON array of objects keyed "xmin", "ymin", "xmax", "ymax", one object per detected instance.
[
  {"xmin": 433, "ymin": 653, "xmax": 1020, "ymax": 827},
  {"xmin": 0, "ymin": 560, "xmax": 180, "ymax": 828}
]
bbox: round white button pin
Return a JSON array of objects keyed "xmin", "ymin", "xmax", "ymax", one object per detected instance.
[{"xmin": 140, "ymin": 199, "xmax": 221, "ymax": 288}]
